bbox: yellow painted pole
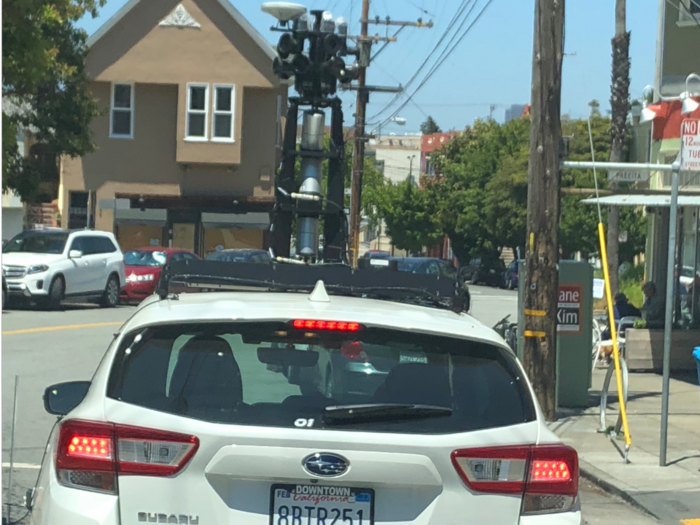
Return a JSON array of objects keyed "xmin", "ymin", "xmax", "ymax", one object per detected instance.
[{"xmin": 597, "ymin": 222, "xmax": 632, "ymax": 448}]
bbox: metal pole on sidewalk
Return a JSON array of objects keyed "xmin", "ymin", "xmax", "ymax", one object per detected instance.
[
  {"xmin": 660, "ymin": 161, "xmax": 680, "ymax": 467},
  {"xmin": 6, "ymin": 375, "xmax": 19, "ymax": 523}
]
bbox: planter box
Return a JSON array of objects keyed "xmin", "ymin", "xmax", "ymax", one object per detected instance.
[{"xmin": 625, "ymin": 328, "xmax": 700, "ymax": 371}]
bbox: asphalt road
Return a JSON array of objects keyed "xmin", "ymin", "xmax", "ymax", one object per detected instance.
[{"xmin": 0, "ymin": 287, "xmax": 661, "ymax": 524}]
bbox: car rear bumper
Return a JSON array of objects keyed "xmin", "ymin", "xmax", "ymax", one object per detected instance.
[{"xmin": 29, "ymin": 473, "xmax": 120, "ymax": 525}]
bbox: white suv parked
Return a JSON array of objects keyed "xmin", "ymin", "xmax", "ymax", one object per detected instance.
[{"xmin": 2, "ymin": 229, "xmax": 126, "ymax": 309}]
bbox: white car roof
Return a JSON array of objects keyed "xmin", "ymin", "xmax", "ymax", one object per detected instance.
[{"xmin": 121, "ymin": 287, "xmax": 507, "ymax": 350}]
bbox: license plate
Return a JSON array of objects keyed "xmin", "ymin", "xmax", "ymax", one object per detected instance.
[{"xmin": 270, "ymin": 484, "xmax": 374, "ymax": 525}]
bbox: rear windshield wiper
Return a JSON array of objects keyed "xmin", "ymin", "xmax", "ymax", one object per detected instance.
[{"xmin": 323, "ymin": 403, "xmax": 452, "ymax": 425}]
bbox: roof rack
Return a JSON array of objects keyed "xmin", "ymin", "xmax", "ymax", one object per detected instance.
[{"xmin": 156, "ymin": 259, "xmax": 470, "ymax": 313}]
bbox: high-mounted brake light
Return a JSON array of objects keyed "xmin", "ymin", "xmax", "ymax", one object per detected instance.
[
  {"xmin": 290, "ymin": 319, "xmax": 362, "ymax": 332},
  {"xmin": 452, "ymin": 445, "xmax": 578, "ymax": 516},
  {"xmin": 56, "ymin": 420, "xmax": 199, "ymax": 494}
]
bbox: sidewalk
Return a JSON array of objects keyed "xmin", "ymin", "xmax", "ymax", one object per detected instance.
[{"xmin": 551, "ymin": 367, "xmax": 700, "ymax": 524}]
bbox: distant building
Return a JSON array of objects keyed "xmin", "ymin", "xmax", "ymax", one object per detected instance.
[
  {"xmin": 60, "ymin": 0, "xmax": 287, "ymax": 256},
  {"xmin": 505, "ymin": 104, "xmax": 526, "ymax": 123},
  {"xmin": 365, "ymin": 134, "xmax": 421, "ymax": 185},
  {"xmin": 420, "ymin": 131, "xmax": 461, "ymax": 177}
]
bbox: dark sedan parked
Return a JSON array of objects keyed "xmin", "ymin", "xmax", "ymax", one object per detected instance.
[
  {"xmin": 503, "ymin": 260, "xmax": 520, "ymax": 290},
  {"xmin": 394, "ymin": 257, "xmax": 457, "ymax": 278},
  {"xmin": 205, "ymin": 248, "xmax": 271, "ymax": 263}
]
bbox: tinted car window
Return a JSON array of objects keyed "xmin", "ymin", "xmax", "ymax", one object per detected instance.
[
  {"xmin": 98, "ymin": 237, "xmax": 118, "ymax": 253},
  {"xmin": 3, "ymin": 232, "xmax": 69, "ymax": 254},
  {"xmin": 69, "ymin": 237, "xmax": 86, "ymax": 253},
  {"xmin": 125, "ymin": 250, "xmax": 167, "ymax": 266},
  {"xmin": 107, "ymin": 322, "xmax": 534, "ymax": 434},
  {"xmin": 82, "ymin": 236, "xmax": 107, "ymax": 255}
]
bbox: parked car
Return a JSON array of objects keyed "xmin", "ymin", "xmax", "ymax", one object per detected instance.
[
  {"xmin": 34, "ymin": 264, "xmax": 580, "ymax": 524},
  {"xmin": 463, "ymin": 258, "xmax": 505, "ymax": 287},
  {"xmin": 205, "ymin": 248, "xmax": 271, "ymax": 263},
  {"xmin": 394, "ymin": 257, "xmax": 457, "ymax": 278},
  {"xmin": 2, "ymin": 268, "xmax": 7, "ymax": 310},
  {"xmin": 121, "ymin": 247, "xmax": 200, "ymax": 303},
  {"xmin": 459, "ymin": 257, "xmax": 482, "ymax": 281},
  {"xmin": 2, "ymin": 229, "xmax": 125, "ymax": 310},
  {"xmin": 503, "ymin": 260, "xmax": 520, "ymax": 290},
  {"xmin": 361, "ymin": 250, "xmax": 392, "ymax": 259}
]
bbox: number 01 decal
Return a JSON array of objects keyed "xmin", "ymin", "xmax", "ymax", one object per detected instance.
[{"xmin": 294, "ymin": 418, "xmax": 315, "ymax": 428}]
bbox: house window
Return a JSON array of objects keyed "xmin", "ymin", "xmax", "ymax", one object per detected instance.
[
  {"xmin": 110, "ymin": 83, "xmax": 134, "ymax": 138},
  {"xmin": 186, "ymin": 83, "xmax": 209, "ymax": 140},
  {"xmin": 212, "ymin": 85, "xmax": 235, "ymax": 142}
]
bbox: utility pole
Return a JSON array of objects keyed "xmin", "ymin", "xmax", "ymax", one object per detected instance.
[
  {"xmin": 607, "ymin": 0, "xmax": 630, "ymax": 295},
  {"xmin": 349, "ymin": 0, "xmax": 371, "ymax": 267},
  {"xmin": 523, "ymin": 0, "xmax": 565, "ymax": 421},
  {"xmin": 348, "ymin": 4, "xmax": 432, "ymax": 266}
]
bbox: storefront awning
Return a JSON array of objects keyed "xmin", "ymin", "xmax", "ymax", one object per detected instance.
[
  {"xmin": 581, "ymin": 195, "xmax": 700, "ymax": 207},
  {"xmin": 201, "ymin": 212, "xmax": 270, "ymax": 230},
  {"xmin": 114, "ymin": 208, "xmax": 167, "ymax": 226}
]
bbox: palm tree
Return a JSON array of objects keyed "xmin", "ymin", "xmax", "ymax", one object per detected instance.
[{"xmin": 607, "ymin": 0, "xmax": 630, "ymax": 294}]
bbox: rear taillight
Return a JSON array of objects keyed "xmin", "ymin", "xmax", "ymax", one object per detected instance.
[
  {"xmin": 340, "ymin": 341, "xmax": 369, "ymax": 362},
  {"xmin": 56, "ymin": 420, "xmax": 199, "ymax": 494},
  {"xmin": 452, "ymin": 445, "xmax": 578, "ymax": 515}
]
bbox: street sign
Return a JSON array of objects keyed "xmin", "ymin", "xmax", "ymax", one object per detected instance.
[
  {"xmin": 607, "ymin": 169, "xmax": 649, "ymax": 182},
  {"xmin": 557, "ymin": 284, "xmax": 582, "ymax": 334},
  {"xmin": 681, "ymin": 119, "xmax": 700, "ymax": 172},
  {"xmin": 99, "ymin": 198, "xmax": 131, "ymax": 210},
  {"xmin": 592, "ymin": 279, "xmax": 605, "ymax": 299}
]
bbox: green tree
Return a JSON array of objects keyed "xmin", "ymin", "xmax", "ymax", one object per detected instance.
[
  {"xmin": 377, "ymin": 179, "xmax": 442, "ymax": 254},
  {"xmin": 3, "ymin": 0, "xmax": 105, "ymax": 201},
  {"xmin": 420, "ymin": 116, "xmax": 441, "ymax": 135}
]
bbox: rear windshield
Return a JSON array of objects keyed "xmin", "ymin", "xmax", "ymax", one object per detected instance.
[{"xmin": 107, "ymin": 322, "xmax": 534, "ymax": 434}]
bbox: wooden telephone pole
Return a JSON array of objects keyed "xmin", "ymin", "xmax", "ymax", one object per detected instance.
[
  {"xmin": 523, "ymin": 0, "xmax": 565, "ymax": 421},
  {"xmin": 349, "ymin": 0, "xmax": 371, "ymax": 266},
  {"xmin": 348, "ymin": 2, "xmax": 432, "ymax": 266}
]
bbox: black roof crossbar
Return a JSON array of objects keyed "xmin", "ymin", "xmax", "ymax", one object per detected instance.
[{"xmin": 155, "ymin": 259, "xmax": 470, "ymax": 313}]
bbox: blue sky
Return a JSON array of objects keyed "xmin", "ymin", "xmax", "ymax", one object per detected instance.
[{"xmin": 78, "ymin": 0, "xmax": 659, "ymax": 134}]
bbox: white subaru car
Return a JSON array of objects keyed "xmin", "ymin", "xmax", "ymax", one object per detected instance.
[
  {"xmin": 29, "ymin": 262, "xmax": 580, "ymax": 525},
  {"xmin": 2, "ymin": 229, "xmax": 126, "ymax": 309}
]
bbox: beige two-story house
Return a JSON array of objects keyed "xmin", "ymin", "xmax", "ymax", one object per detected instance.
[{"xmin": 60, "ymin": 0, "xmax": 287, "ymax": 255}]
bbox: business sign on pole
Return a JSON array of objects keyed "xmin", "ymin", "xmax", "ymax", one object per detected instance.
[
  {"xmin": 607, "ymin": 169, "xmax": 650, "ymax": 182},
  {"xmin": 681, "ymin": 119, "xmax": 700, "ymax": 172},
  {"xmin": 557, "ymin": 284, "xmax": 582, "ymax": 334}
]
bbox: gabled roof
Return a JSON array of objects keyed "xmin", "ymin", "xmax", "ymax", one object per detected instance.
[{"xmin": 86, "ymin": 0, "xmax": 277, "ymax": 62}]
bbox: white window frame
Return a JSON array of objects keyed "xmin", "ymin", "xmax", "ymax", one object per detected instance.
[
  {"xmin": 109, "ymin": 83, "xmax": 134, "ymax": 139},
  {"xmin": 678, "ymin": 0, "xmax": 700, "ymax": 25},
  {"xmin": 211, "ymin": 84, "xmax": 235, "ymax": 143},
  {"xmin": 185, "ymin": 83, "xmax": 209, "ymax": 142}
]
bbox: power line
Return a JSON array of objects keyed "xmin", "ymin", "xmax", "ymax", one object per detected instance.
[
  {"xmin": 367, "ymin": 0, "xmax": 476, "ymax": 121},
  {"xmin": 372, "ymin": 0, "xmax": 497, "ymax": 129}
]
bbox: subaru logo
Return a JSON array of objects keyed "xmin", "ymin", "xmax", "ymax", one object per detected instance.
[{"xmin": 302, "ymin": 453, "xmax": 349, "ymax": 477}]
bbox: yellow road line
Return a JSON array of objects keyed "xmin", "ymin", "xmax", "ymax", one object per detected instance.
[
  {"xmin": 2, "ymin": 322, "xmax": 122, "ymax": 336},
  {"xmin": 680, "ymin": 520, "xmax": 700, "ymax": 524}
]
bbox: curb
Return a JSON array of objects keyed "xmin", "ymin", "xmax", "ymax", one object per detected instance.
[{"xmin": 578, "ymin": 458, "xmax": 660, "ymax": 521}]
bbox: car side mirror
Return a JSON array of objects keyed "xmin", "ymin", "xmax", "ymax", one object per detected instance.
[
  {"xmin": 43, "ymin": 381, "xmax": 90, "ymax": 415},
  {"xmin": 69, "ymin": 250, "xmax": 83, "ymax": 259}
]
